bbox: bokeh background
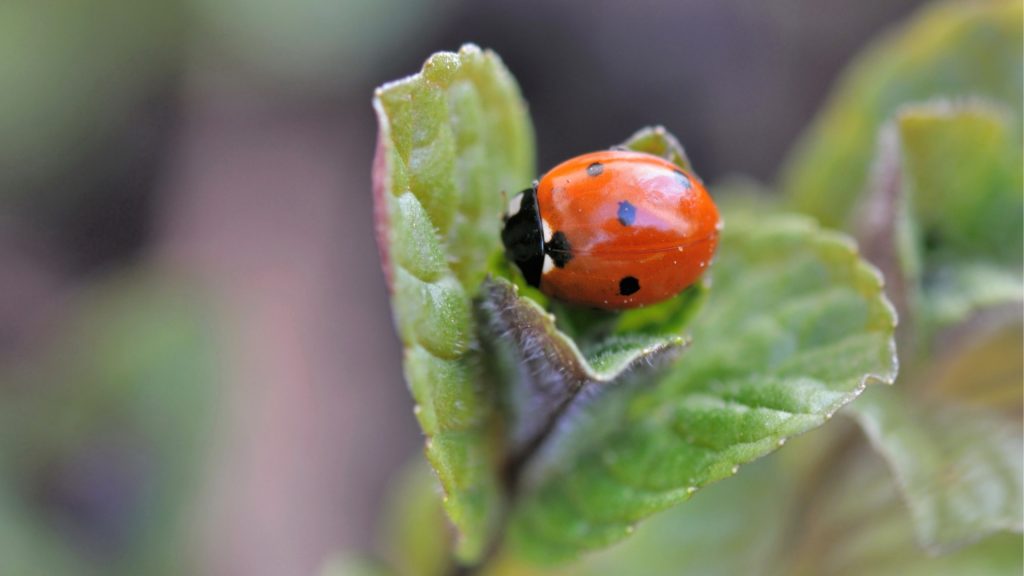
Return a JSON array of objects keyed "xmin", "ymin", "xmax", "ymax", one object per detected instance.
[{"xmin": 0, "ymin": 1, "xmax": 933, "ymax": 574}]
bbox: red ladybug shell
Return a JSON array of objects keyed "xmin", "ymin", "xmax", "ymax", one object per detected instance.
[{"xmin": 524, "ymin": 150, "xmax": 720, "ymax": 309}]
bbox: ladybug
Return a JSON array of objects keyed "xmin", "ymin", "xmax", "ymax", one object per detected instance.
[{"xmin": 502, "ymin": 150, "xmax": 721, "ymax": 310}]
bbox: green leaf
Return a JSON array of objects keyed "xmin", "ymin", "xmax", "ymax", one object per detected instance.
[
  {"xmin": 852, "ymin": 100, "xmax": 1023, "ymax": 347},
  {"xmin": 617, "ymin": 125, "xmax": 693, "ymax": 172},
  {"xmin": 851, "ymin": 386, "xmax": 1023, "ymax": 553},
  {"xmin": 375, "ymin": 52, "xmax": 898, "ymax": 567},
  {"xmin": 503, "ymin": 213, "xmax": 897, "ymax": 564},
  {"xmin": 477, "ymin": 453, "xmax": 798, "ymax": 576},
  {"xmin": 568, "ymin": 456, "xmax": 797, "ymax": 576},
  {"xmin": 377, "ymin": 461, "xmax": 455, "ymax": 576},
  {"xmin": 782, "ymin": 0, "xmax": 1023, "ymax": 228},
  {"xmin": 899, "ymin": 101, "xmax": 1022, "ymax": 266},
  {"xmin": 782, "ymin": 440, "xmax": 1023, "ymax": 576},
  {"xmin": 372, "ymin": 43, "xmax": 535, "ymax": 561},
  {"xmin": 894, "ymin": 101, "xmax": 1024, "ymax": 335},
  {"xmin": 467, "ymin": 423, "xmax": 1019, "ymax": 575}
]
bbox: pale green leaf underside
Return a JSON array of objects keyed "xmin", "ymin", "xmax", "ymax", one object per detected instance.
[
  {"xmin": 782, "ymin": 0, "xmax": 1023, "ymax": 228},
  {"xmin": 852, "ymin": 386, "xmax": 1023, "ymax": 553},
  {"xmin": 505, "ymin": 214, "xmax": 898, "ymax": 563},
  {"xmin": 373, "ymin": 43, "xmax": 534, "ymax": 561},
  {"xmin": 785, "ymin": 441, "xmax": 1022, "ymax": 576}
]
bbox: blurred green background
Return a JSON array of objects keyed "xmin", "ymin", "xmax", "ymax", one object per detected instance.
[{"xmin": 1, "ymin": 1, "xmax": 972, "ymax": 574}]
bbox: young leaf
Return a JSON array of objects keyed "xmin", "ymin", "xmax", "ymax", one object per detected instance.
[
  {"xmin": 895, "ymin": 101, "xmax": 1024, "ymax": 336},
  {"xmin": 853, "ymin": 100, "xmax": 1024, "ymax": 352},
  {"xmin": 503, "ymin": 213, "xmax": 898, "ymax": 564},
  {"xmin": 899, "ymin": 101, "xmax": 1022, "ymax": 267},
  {"xmin": 617, "ymin": 125, "xmax": 693, "ymax": 172},
  {"xmin": 781, "ymin": 0, "xmax": 1023, "ymax": 228},
  {"xmin": 373, "ymin": 44, "xmax": 535, "ymax": 560}
]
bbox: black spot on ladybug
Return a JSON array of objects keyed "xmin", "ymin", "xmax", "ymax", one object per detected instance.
[
  {"xmin": 587, "ymin": 162, "xmax": 604, "ymax": 177},
  {"xmin": 546, "ymin": 231, "xmax": 574, "ymax": 268},
  {"xmin": 617, "ymin": 201, "xmax": 636, "ymax": 226},
  {"xmin": 673, "ymin": 169, "xmax": 693, "ymax": 191},
  {"xmin": 619, "ymin": 276, "xmax": 640, "ymax": 296}
]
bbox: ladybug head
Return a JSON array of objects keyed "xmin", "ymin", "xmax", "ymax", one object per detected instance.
[{"xmin": 500, "ymin": 185, "xmax": 544, "ymax": 288}]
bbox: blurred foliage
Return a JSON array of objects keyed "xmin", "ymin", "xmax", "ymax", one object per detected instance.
[
  {"xmin": 0, "ymin": 272, "xmax": 219, "ymax": 576},
  {"xmin": 846, "ymin": 101, "xmax": 1022, "ymax": 553},
  {"xmin": 895, "ymin": 102, "xmax": 1023, "ymax": 338},
  {"xmin": 377, "ymin": 460, "xmax": 453, "ymax": 576},
  {"xmin": 781, "ymin": 440, "xmax": 1023, "ymax": 576},
  {"xmin": 781, "ymin": 0, "xmax": 1022, "ymax": 228},
  {"xmin": 853, "ymin": 385, "xmax": 1021, "ymax": 552},
  {"xmin": 0, "ymin": 0, "xmax": 186, "ymax": 206},
  {"xmin": 190, "ymin": 0, "xmax": 456, "ymax": 92},
  {"xmin": 1, "ymin": 0, "xmax": 451, "ymax": 234}
]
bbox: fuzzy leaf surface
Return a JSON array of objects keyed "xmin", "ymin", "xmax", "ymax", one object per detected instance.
[{"xmin": 372, "ymin": 43, "xmax": 534, "ymax": 560}]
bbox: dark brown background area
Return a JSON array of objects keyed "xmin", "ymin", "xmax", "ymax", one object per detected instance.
[{"xmin": 0, "ymin": 1, "xmax": 925, "ymax": 574}]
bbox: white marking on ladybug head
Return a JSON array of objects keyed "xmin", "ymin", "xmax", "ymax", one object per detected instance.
[
  {"xmin": 542, "ymin": 218, "xmax": 553, "ymax": 243},
  {"xmin": 542, "ymin": 254, "xmax": 555, "ymax": 275},
  {"xmin": 507, "ymin": 193, "xmax": 524, "ymax": 216}
]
